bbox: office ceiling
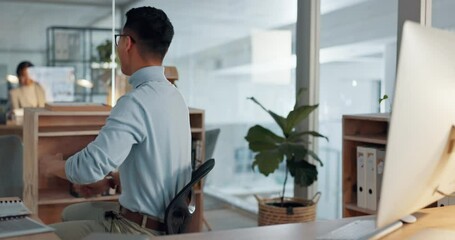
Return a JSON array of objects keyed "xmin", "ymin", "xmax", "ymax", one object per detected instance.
[
  {"xmin": 1, "ymin": 0, "xmax": 131, "ymax": 7},
  {"xmin": 0, "ymin": 0, "xmax": 402, "ymax": 65}
]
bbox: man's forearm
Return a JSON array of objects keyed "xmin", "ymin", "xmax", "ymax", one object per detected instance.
[{"xmin": 48, "ymin": 159, "xmax": 67, "ymax": 180}]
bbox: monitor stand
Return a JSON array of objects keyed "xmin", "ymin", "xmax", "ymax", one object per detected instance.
[{"xmin": 435, "ymin": 125, "xmax": 455, "ymax": 197}]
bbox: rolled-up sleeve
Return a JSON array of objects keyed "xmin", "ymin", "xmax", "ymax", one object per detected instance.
[{"xmin": 65, "ymin": 95, "xmax": 146, "ymax": 184}]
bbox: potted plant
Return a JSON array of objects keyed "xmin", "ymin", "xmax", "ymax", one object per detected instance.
[
  {"xmin": 96, "ymin": 39, "xmax": 112, "ymax": 63},
  {"xmin": 245, "ymin": 90, "xmax": 328, "ymax": 225}
]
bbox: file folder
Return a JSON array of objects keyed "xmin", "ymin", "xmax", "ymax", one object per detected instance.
[
  {"xmin": 357, "ymin": 146, "xmax": 368, "ymax": 208},
  {"xmin": 365, "ymin": 147, "xmax": 385, "ymax": 211}
]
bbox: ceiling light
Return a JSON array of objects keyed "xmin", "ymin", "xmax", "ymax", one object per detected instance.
[
  {"xmin": 6, "ymin": 75, "xmax": 18, "ymax": 84},
  {"xmin": 76, "ymin": 79, "xmax": 94, "ymax": 88}
]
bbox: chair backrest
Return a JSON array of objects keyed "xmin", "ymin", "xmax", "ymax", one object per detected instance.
[
  {"xmin": 164, "ymin": 158, "xmax": 215, "ymax": 234},
  {"xmin": 0, "ymin": 135, "xmax": 23, "ymax": 197},
  {"xmin": 205, "ymin": 128, "xmax": 220, "ymax": 160}
]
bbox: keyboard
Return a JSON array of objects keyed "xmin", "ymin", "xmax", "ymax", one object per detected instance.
[
  {"xmin": 317, "ymin": 220, "xmax": 376, "ymax": 240},
  {"xmin": 0, "ymin": 217, "xmax": 54, "ymax": 238},
  {"xmin": 317, "ymin": 219, "xmax": 403, "ymax": 240}
]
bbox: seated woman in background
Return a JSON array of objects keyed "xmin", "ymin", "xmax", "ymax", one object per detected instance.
[{"xmin": 9, "ymin": 61, "xmax": 46, "ymax": 110}]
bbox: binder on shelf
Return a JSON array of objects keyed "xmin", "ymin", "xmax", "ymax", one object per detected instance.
[
  {"xmin": 356, "ymin": 146, "xmax": 368, "ymax": 209},
  {"xmin": 191, "ymin": 139, "xmax": 203, "ymax": 170},
  {"xmin": 365, "ymin": 147, "xmax": 385, "ymax": 211}
]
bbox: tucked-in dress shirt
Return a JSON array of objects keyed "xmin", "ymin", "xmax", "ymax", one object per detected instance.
[{"xmin": 65, "ymin": 66, "xmax": 192, "ymax": 219}]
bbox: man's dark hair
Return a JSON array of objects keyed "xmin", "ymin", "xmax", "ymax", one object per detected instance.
[
  {"xmin": 124, "ymin": 7, "xmax": 174, "ymax": 59},
  {"xmin": 16, "ymin": 61, "xmax": 34, "ymax": 77}
]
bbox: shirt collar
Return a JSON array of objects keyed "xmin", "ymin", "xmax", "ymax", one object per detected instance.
[{"xmin": 128, "ymin": 66, "xmax": 167, "ymax": 88}]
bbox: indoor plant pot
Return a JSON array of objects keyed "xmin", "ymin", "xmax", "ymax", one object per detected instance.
[{"xmin": 245, "ymin": 90, "xmax": 328, "ymax": 225}]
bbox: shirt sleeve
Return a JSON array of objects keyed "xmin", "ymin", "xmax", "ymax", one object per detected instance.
[{"xmin": 65, "ymin": 95, "xmax": 146, "ymax": 184}]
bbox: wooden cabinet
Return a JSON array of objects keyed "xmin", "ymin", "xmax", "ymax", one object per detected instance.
[
  {"xmin": 23, "ymin": 107, "xmax": 206, "ymax": 228},
  {"xmin": 187, "ymin": 108, "xmax": 206, "ymax": 232},
  {"xmin": 23, "ymin": 108, "xmax": 113, "ymax": 223},
  {"xmin": 342, "ymin": 113, "xmax": 389, "ymax": 217}
]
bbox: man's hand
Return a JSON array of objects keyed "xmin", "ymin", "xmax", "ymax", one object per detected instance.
[
  {"xmin": 73, "ymin": 178, "xmax": 110, "ymax": 198},
  {"xmin": 40, "ymin": 154, "xmax": 67, "ymax": 180}
]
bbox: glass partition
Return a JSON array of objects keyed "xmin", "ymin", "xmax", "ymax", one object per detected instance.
[
  {"xmin": 0, "ymin": 0, "xmax": 120, "ymax": 111},
  {"xmin": 318, "ymin": 0, "xmax": 398, "ymax": 219},
  {"xmin": 123, "ymin": 0, "xmax": 298, "ymax": 212}
]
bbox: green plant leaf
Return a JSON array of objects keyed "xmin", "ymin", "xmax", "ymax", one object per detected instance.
[
  {"xmin": 379, "ymin": 94, "xmax": 389, "ymax": 104},
  {"xmin": 279, "ymin": 142, "xmax": 324, "ymax": 167},
  {"xmin": 252, "ymin": 149, "xmax": 284, "ymax": 176},
  {"xmin": 245, "ymin": 125, "xmax": 284, "ymax": 152},
  {"xmin": 248, "ymin": 97, "xmax": 288, "ymax": 135},
  {"xmin": 288, "ymin": 131, "xmax": 329, "ymax": 142},
  {"xmin": 285, "ymin": 105, "xmax": 318, "ymax": 134},
  {"xmin": 280, "ymin": 142, "xmax": 308, "ymax": 159},
  {"xmin": 307, "ymin": 149, "xmax": 324, "ymax": 167},
  {"xmin": 288, "ymin": 159, "xmax": 318, "ymax": 187}
]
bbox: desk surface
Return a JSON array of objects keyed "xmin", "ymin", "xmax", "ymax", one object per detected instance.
[
  {"xmin": 0, "ymin": 121, "xmax": 22, "ymax": 129},
  {"xmin": 155, "ymin": 205, "xmax": 455, "ymax": 240},
  {"xmin": 5, "ymin": 228, "xmax": 59, "ymax": 240}
]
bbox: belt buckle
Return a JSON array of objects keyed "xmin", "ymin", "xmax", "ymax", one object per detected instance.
[{"xmin": 141, "ymin": 215, "xmax": 147, "ymax": 228}]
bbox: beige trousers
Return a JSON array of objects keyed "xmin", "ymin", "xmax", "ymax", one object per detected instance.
[{"xmin": 50, "ymin": 202, "xmax": 160, "ymax": 240}]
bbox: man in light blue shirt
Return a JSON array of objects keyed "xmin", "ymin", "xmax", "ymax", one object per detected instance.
[{"xmin": 48, "ymin": 7, "xmax": 191, "ymax": 239}]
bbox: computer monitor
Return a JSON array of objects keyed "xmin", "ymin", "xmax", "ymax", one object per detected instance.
[{"xmin": 376, "ymin": 21, "xmax": 455, "ymax": 228}]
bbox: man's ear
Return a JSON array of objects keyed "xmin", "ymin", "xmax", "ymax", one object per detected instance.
[{"xmin": 125, "ymin": 36, "xmax": 134, "ymax": 52}]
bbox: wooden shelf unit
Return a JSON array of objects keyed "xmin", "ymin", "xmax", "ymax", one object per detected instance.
[
  {"xmin": 342, "ymin": 113, "xmax": 389, "ymax": 217},
  {"xmin": 23, "ymin": 108, "xmax": 111, "ymax": 223},
  {"xmin": 23, "ymin": 107, "xmax": 206, "ymax": 230},
  {"xmin": 187, "ymin": 108, "xmax": 206, "ymax": 232}
]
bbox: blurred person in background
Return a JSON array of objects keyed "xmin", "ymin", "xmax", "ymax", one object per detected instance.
[{"xmin": 9, "ymin": 61, "xmax": 46, "ymax": 111}]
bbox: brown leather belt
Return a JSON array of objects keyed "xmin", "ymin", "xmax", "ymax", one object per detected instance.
[{"xmin": 119, "ymin": 206, "xmax": 166, "ymax": 232}]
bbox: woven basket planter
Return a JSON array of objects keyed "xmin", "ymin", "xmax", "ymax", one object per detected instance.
[{"xmin": 256, "ymin": 192, "xmax": 321, "ymax": 226}]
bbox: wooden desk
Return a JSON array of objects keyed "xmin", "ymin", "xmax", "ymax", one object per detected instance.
[
  {"xmin": 0, "ymin": 121, "xmax": 22, "ymax": 139},
  {"xmin": 155, "ymin": 206, "xmax": 455, "ymax": 240}
]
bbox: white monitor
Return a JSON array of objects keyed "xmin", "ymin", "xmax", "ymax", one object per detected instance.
[{"xmin": 377, "ymin": 21, "xmax": 455, "ymax": 228}]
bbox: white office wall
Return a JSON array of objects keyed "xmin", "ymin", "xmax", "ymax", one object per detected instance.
[
  {"xmin": 0, "ymin": 52, "xmax": 45, "ymax": 77},
  {"xmin": 0, "ymin": 1, "xmax": 112, "ymax": 74},
  {"xmin": 432, "ymin": 0, "xmax": 455, "ymax": 30}
]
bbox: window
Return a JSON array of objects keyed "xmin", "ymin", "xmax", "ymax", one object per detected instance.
[{"xmin": 318, "ymin": 0, "xmax": 398, "ymax": 219}]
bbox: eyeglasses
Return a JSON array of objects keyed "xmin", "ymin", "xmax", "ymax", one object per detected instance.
[{"xmin": 115, "ymin": 34, "xmax": 136, "ymax": 46}]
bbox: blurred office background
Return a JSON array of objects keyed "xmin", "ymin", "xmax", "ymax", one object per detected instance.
[{"xmin": 1, "ymin": 0, "xmax": 454, "ymax": 220}]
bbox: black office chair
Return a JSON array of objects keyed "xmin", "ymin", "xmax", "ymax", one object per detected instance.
[
  {"xmin": 164, "ymin": 158, "xmax": 215, "ymax": 234},
  {"xmin": 205, "ymin": 128, "xmax": 220, "ymax": 160}
]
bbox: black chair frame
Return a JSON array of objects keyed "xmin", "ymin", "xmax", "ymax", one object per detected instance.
[{"xmin": 164, "ymin": 158, "xmax": 215, "ymax": 234}]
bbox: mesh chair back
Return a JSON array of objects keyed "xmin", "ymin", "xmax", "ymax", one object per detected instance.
[{"xmin": 164, "ymin": 158, "xmax": 215, "ymax": 234}]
